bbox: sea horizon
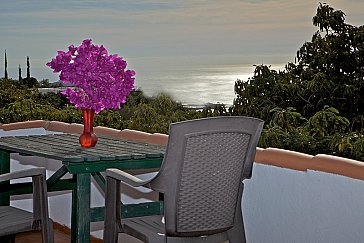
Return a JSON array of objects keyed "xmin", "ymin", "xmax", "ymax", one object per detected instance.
[{"xmin": 6, "ymin": 63, "xmax": 286, "ymax": 106}]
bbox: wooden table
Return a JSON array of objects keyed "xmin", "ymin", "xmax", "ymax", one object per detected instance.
[{"xmin": 0, "ymin": 133, "xmax": 165, "ymax": 243}]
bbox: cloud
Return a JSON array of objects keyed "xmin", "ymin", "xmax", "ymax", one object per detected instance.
[{"xmin": 1, "ymin": 0, "xmax": 364, "ymax": 73}]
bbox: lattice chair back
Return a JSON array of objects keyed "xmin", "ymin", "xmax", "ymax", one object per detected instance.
[{"xmin": 150, "ymin": 116, "xmax": 264, "ymax": 237}]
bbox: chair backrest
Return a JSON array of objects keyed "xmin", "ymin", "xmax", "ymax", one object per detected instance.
[
  {"xmin": 0, "ymin": 168, "xmax": 53, "ymax": 243},
  {"xmin": 150, "ymin": 116, "xmax": 264, "ymax": 237}
]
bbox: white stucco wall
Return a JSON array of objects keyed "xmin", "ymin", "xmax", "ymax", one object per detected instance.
[
  {"xmin": 243, "ymin": 163, "xmax": 364, "ymax": 243},
  {"xmin": 2, "ymin": 128, "xmax": 364, "ymax": 242}
]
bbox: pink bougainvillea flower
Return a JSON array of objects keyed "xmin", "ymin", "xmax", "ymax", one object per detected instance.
[{"xmin": 47, "ymin": 39, "xmax": 135, "ymax": 114}]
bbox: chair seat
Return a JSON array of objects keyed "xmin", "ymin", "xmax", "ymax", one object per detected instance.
[
  {"xmin": 122, "ymin": 215, "xmax": 165, "ymax": 242},
  {"xmin": 122, "ymin": 215, "xmax": 230, "ymax": 243},
  {"xmin": 0, "ymin": 206, "xmax": 34, "ymax": 236}
]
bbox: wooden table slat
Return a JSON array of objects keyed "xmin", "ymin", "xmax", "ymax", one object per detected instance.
[{"xmin": 0, "ymin": 134, "xmax": 165, "ymax": 163}]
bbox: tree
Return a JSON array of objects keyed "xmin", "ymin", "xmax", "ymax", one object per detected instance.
[
  {"xmin": 18, "ymin": 64, "xmax": 22, "ymax": 81},
  {"xmin": 39, "ymin": 79, "xmax": 49, "ymax": 87},
  {"xmin": 233, "ymin": 3, "xmax": 364, "ymax": 129},
  {"xmin": 295, "ymin": 3, "xmax": 364, "ymax": 120},
  {"xmin": 4, "ymin": 51, "xmax": 8, "ymax": 79},
  {"xmin": 19, "ymin": 56, "xmax": 38, "ymax": 88},
  {"xmin": 232, "ymin": 3, "xmax": 364, "ymax": 160},
  {"xmin": 26, "ymin": 56, "xmax": 30, "ymax": 79},
  {"xmin": 21, "ymin": 77, "xmax": 38, "ymax": 88},
  {"xmin": 232, "ymin": 65, "xmax": 285, "ymax": 121},
  {"xmin": 312, "ymin": 2, "xmax": 346, "ymax": 34}
]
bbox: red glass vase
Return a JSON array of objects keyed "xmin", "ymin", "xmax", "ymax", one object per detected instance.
[{"xmin": 79, "ymin": 108, "xmax": 98, "ymax": 148}]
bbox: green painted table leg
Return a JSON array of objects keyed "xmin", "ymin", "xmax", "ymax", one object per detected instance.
[
  {"xmin": 71, "ymin": 173, "xmax": 91, "ymax": 243},
  {"xmin": 0, "ymin": 151, "xmax": 10, "ymax": 206}
]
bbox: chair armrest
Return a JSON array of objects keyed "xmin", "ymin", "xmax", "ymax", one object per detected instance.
[
  {"xmin": 0, "ymin": 168, "xmax": 46, "ymax": 183},
  {"xmin": 106, "ymin": 168, "xmax": 154, "ymax": 187}
]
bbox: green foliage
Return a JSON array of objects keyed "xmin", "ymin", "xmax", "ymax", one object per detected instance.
[
  {"xmin": 0, "ymin": 82, "xmax": 202, "ymax": 134},
  {"xmin": 330, "ymin": 132, "xmax": 364, "ymax": 160},
  {"xmin": 232, "ymin": 65, "xmax": 282, "ymax": 120},
  {"xmin": 0, "ymin": 99, "xmax": 63, "ymax": 123},
  {"xmin": 94, "ymin": 109, "xmax": 124, "ymax": 130},
  {"xmin": 127, "ymin": 94, "xmax": 202, "ymax": 134},
  {"xmin": 304, "ymin": 106, "xmax": 349, "ymax": 138},
  {"xmin": 0, "ymin": 79, "xmax": 32, "ymax": 108},
  {"xmin": 39, "ymin": 79, "xmax": 50, "ymax": 88},
  {"xmin": 233, "ymin": 3, "xmax": 364, "ymax": 121},
  {"xmin": 20, "ymin": 77, "xmax": 39, "ymax": 88},
  {"xmin": 269, "ymin": 107, "xmax": 307, "ymax": 132},
  {"xmin": 260, "ymin": 125, "xmax": 334, "ymax": 156},
  {"xmin": 202, "ymin": 103, "xmax": 230, "ymax": 117},
  {"xmin": 312, "ymin": 3, "xmax": 346, "ymax": 34},
  {"xmin": 232, "ymin": 3, "xmax": 364, "ymax": 160}
]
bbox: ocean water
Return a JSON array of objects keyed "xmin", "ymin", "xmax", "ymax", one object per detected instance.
[
  {"xmin": 16, "ymin": 64, "xmax": 284, "ymax": 106},
  {"xmin": 134, "ymin": 65, "xmax": 257, "ymax": 106}
]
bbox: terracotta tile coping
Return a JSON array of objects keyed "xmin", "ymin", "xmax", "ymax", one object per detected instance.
[
  {"xmin": 0, "ymin": 120, "xmax": 166, "ymax": 144},
  {"xmin": 310, "ymin": 154, "xmax": 364, "ymax": 180},
  {"xmin": 255, "ymin": 147, "xmax": 314, "ymax": 172},
  {"xmin": 1, "ymin": 120, "xmax": 364, "ymax": 180},
  {"xmin": 119, "ymin": 129, "xmax": 152, "ymax": 142},
  {"xmin": 254, "ymin": 148, "xmax": 364, "ymax": 180},
  {"xmin": 2, "ymin": 120, "xmax": 49, "ymax": 131}
]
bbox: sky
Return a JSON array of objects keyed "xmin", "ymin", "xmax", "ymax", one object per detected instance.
[{"xmin": 1, "ymin": 0, "xmax": 364, "ymax": 82}]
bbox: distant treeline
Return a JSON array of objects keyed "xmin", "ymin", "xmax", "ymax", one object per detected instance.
[{"xmin": 2, "ymin": 52, "xmax": 52, "ymax": 88}]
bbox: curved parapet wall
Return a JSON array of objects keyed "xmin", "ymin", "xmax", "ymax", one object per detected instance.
[
  {"xmin": 254, "ymin": 147, "xmax": 364, "ymax": 180},
  {"xmin": 1, "ymin": 120, "xmax": 362, "ymax": 179}
]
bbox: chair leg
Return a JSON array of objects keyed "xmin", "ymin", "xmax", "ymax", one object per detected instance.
[
  {"xmin": 227, "ymin": 184, "xmax": 246, "ymax": 243},
  {"xmin": 46, "ymin": 218, "xmax": 55, "ymax": 243},
  {"xmin": 33, "ymin": 174, "xmax": 54, "ymax": 243},
  {"xmin": 104, "ymin": 177, "xmax": 121, "ymax": 243},
  {"xmin": 227, "ymin": 220, "xmax": 246, "ymax": 243},
  {"xmin": 0, "ymin": 235, "xmax": 16, "ymax": 243}
]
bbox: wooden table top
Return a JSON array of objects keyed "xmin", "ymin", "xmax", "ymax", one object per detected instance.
[{"xmin": 0, "ymin": 134, "xmax": 165, "ymax": 163}]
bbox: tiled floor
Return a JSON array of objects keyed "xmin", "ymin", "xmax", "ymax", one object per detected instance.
[
  {"xmin": 15, "ymin": 224, "xmax": 103, "ymax": 243},
  {"xmin": 14, "ymin": 229, "xmax": 229, "ymax": 243},
  {"xmin": 15, "ymin": 231, "xmax": 142, "ymax": 243},
  {"xmin": 16, "ymin": 230, "xmax": 71, "ymax": 243}
]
